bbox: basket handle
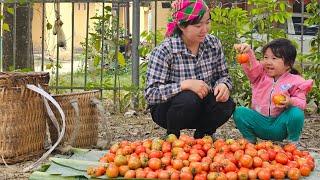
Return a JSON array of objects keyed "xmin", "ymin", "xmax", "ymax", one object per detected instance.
[
  {"xmin": 66, "ymin": 99, "xmax": 81, "ymax": 147},
  {"xmin": 91, "ymin": 97, "xmax": 111, "ymax": 148},
  {"xmin": 43, "ymin": 94, "xmax": 61, "ymax": 137},
  {"xmin": 23, "ymin": 84, "xmax": 66, "ymax": 172}
]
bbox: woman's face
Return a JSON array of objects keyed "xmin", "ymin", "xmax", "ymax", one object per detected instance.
[{"xmin": 180, "ymin": 11, "xmax": 211, "ymax": 44}]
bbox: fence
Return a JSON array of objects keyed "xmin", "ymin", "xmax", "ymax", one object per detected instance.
[{"xmin": 0, "ymin": 0, "xmax": 319, "ymax": 111}]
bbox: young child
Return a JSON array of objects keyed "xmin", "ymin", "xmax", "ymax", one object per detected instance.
[{"xmin": 233, "ymin": 38, "xmax": 313, "ymax": 144}]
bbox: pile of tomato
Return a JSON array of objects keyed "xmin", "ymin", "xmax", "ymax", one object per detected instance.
[{"xmin": 87, "ymin": 134, "xmax": 315, "ymax": 179}]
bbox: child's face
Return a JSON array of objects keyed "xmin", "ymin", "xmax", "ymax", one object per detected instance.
[{"xmin": 261, "ymin": 48, "xmax": 290, "ymax": 80}]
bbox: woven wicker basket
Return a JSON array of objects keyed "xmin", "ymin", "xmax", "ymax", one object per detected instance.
[
  {"xmin": 48, "ymin": 90, "xmax": 101, "ymax": 148},
  {"xmin": 0, "ymin": 72, "xmax": 50, "ymax": 164}
]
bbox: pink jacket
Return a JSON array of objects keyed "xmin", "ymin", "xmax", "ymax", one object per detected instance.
[{"xmin": 242, "ymin": 50, "xmax": 313, "ymax": 117}]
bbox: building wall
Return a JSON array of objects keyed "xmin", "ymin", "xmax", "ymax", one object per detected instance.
[
  {"xmin": 32, "ymin": 3, "xmax": 99, "ymax": 59},
  {"xmin": 150, "ymin": 1, "xmax": 171, "ymax": 34}
]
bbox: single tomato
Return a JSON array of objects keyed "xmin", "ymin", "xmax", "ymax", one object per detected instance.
[
  {"xmin": 272, "ymin": 94, "xmax": 286, "ymax": 105},
  {"xmin": 236, "ymin": 53, "xmax": 249, "ymax": 64}
]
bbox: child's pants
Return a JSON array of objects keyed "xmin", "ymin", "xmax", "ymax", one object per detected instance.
[{"xmin": 233, "ymin": 106, "xmax": 304, "ymax": 143}]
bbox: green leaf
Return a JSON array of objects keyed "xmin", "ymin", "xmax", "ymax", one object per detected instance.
[
  {"xmin": 93, "ymin": 55, "xmax": 100, "ymax": 67},
  {"xmin": 29, "ymin": 171, "xmax": 78, "ymax": 180},
  {"xmin": 117, "ymin": 52, "xmax": 126, "ymax": 67},
  {"xmin": 49, "ymin": 157, "xmax": 105, "ymax": 171},
  {"xmin": 46, "ymin": 63, "xmax": 53, "ymax": 70},
  {"xmin": 279, "ymin": 2, "xmax": 285, "ymax": 11},
  {"xmin": 6, "ymin": 7, "xmax": 14, "ymax": 15},
  {"xmin": 47, "ymin": 22, "xmax": 53, "ymax": 30},
  {"xmin": 3, "ymin": 23, "xmax": 10, "ymax": 32},
  {"xmin": 94, "ymin": 39, "xmax": 101, "ymax": 51},
  {"xmin": 279, "ymin": 15, "xmax": 285, "ymax": 24}
]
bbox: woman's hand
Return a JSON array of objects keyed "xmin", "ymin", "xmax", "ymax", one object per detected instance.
[
  {"xmin": 234, "ymin": 43, "xmax": 251, "ymax": 54},
  {"xmin": 214, "ymin": 83, "xmax": 230, "ymax": 102},
  {"xmin": 181, "ymin": 79, "xmax": 210, "ymax": 99}
]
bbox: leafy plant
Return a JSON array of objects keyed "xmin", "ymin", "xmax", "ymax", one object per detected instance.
[
  {"xmin": 210, "ymin": 7, "xmax": 249, "ymax": 64},
  {"xmin": 246, "ymin": 0, "xmax": 291, "ymax": 58},
  {"xmin": 210, "ymin": 6, "xmax": 251, "ymax": 106},
  {"xmin": 139, "ymin": 29, "xmax": 165, "ymax": 59},
  {"xmin": 302, "ymin": 0, "xmax": 320, "ymax": 112}
]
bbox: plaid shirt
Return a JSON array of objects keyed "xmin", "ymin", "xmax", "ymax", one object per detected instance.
[{"xmin": 144, "ymin": 34, "xmax": 232, "ymax": 105}]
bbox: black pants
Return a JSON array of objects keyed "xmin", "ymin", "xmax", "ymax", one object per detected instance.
[{"xmin": 150, "ymin": 91, "xmax": 236, "ymax": 138}]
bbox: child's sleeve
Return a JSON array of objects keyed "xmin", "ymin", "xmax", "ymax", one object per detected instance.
[
  {"xmin": 289, "ymin": 79, "xmax": 313, "ymax": 109},
  {"xmin": 241, "ymin": 49, "xmax": 264, "ymax": 84}
]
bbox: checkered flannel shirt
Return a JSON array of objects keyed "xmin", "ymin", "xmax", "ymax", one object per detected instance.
[{"xmin": 144, "ymin": 34, "xmax": 232, "ymax": 105}]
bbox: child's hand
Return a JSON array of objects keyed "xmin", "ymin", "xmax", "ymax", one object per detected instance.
[
  {"xmin": 234, "ymin": 43, "xmax": 251, "ymax": 54},
  {"xmin": 274, "ymin": 94, "xmax": 291, "ymax": 108}
]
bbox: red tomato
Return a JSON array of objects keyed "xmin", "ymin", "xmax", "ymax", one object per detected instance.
[
  {"xmin": 236, "ymin": 53, "xmax": 249, "ymax": 64},
  {"xmin": 170, "ymin": 171, "xmax": 180, "ymax": 180},
  {"xmin": 158, "ymin": 170, "xmax": 170, "ymax": 179},
  {"xmin": 161, "ymin": 141, "xmax": 172, "ymax": 153},
  {"xmin": 135, "ymin": 169, "xmax": 147, "ymax": 178},
  {"xmin": 284, "ymin": 143, "xmax": 297, "ymax": 153},
  {"xmin": 171, "ymin": 159, "xmax": 184, "ymax": 170},
  {"xmin": 118, "ymin": 165, "xmax": 129, "ymax": 176},
  {"xmin": 189, "ymin": 153, "xmax": 202, "ymax": 162},
  {"xmin": 161, "ymin": 156, "xmax": 171, "ymax": 167},
  {"xmin": 225, "ymin": 171, "xmax": 238, "ymax": 180},
  {"xmin": 146, "ymin": 171, "xmax": 158, "ymax": 179},
  {"xmin": 287, "ymin": 167, "xmax": 301, "ymax": 180},
  {"xmin": 149, "ymin": 150, "xmax": 163, "ymax": 159},
  {"xmin": 223, "ymin": 160, "xmax": 237, "ymax": 173},
  {"xmin": 272, "ymin": 169, "xmax": 286, "ymax": 179},
  {"xmin": 124, "ymin": 170, "xmax": 135, "ymax": 178},
  {"xmin": 95, "ymin": 166, "xmax": 106, "ymax": 177},
  {"xmin": 300, "ymin": 164, "xmax": 311, "ymax": 176},
  {"xmin": 248, "ymin": 169, "xmax": 257, "ymax": 180},
  {"xmin": 128, "ymin": 156, "xmax": 142, "ymax": 169},
  {"xmin": 237, "ymin": 169, "xmax": 249, "ymax": 180},
  {"xmin": 180, "ymin": 172, "xmax": 193, "ymax": 180},
  {"xmin": 114, "ymin": 154, "xmax": 127, "ymax": 166},
  {"xmin": 245, "ymin": 147, "xmax": 258, "ymax": 157},
  {"xmin": 106, "ymin": 163, "xmax": 119, "ymax": 178},
  {"xmin": 257, "ymin": 168, "xmax": 271, "ymax": 180},
  {"xmin": 206, "ymin": 148, "xmax": 217, "ymax": 159},
  {"xmin": 230, "ymin": 142, "xmax": 241, "ymax": 152},
  {"xmin": 275, "ymin": 152, "xmax": 289, "ymax": 165},
  {"xmin": 272, "ymin": 94, "xmax": 286, "ymax": 106},
  {"xmin": 253, "ymin": 156, "xmax": 263, "ymax": 168},
  {"xmin": 135, "ymin": 145, "xmax": 146, "ymax": 154},
  {"xmin": 239, "ymin": 154, "xmax": 253, "ymax": 168},
  {"xmin": 148, "ymin": 158, "xmax": 162, "ymax": 170}
]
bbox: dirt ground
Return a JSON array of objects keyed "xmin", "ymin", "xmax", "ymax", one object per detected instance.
[{"xmin": 1, "ymin": 113, "xmax": 320, "ymax": 179}]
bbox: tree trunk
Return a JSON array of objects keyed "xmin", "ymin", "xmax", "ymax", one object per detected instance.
[{"xmin": 2, "ymin": 3, "xmax": 33, "ymax": 71}]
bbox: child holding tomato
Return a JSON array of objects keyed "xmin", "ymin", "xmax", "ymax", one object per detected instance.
[{"xmin": 233, "ymin": 38, "xmax": 313, "ymax": 144}]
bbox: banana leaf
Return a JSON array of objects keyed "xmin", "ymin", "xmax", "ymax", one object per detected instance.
[{"xmin": 29, "ymin": 171, "xmax": 86, "ymax": 180}]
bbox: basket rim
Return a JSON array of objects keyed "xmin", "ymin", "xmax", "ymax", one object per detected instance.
[
  {"xmin": 52, "ymin": 90, "xmax": 100, "ymax": 97},
  {"xmin": 0, "ymin": 71, "xmax": 49, "ymax": 77}
]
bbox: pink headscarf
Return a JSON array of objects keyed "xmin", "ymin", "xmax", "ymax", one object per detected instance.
[{"xmin": 166, "ymin": 0, "xmax": 209, "ymax": 37}]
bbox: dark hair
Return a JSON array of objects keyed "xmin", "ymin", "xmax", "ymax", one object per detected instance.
[
  {"xmin": 172, "ymin": 13, "xmax": 210, "ymax": 36},
  {"xmin": 262, "ymin": 38, "xmax": 299, "ymax": 75}
]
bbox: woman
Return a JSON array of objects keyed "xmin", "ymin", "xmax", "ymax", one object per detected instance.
[{"xmin": 144, "ymin": 0, "xmax": 235, "ymax": 138}]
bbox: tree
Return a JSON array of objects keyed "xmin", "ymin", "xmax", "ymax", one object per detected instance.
[{"xmin": 2, "ymin": 2, "xmax": 33, "ymax": 71}]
